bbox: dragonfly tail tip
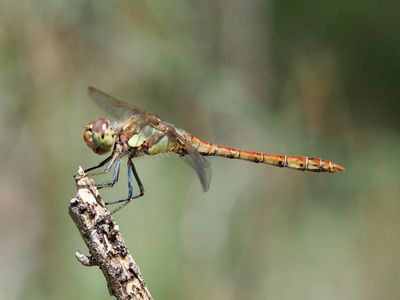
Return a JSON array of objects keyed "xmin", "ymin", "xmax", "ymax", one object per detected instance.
[{"xmin": 334, "ymin": 163, "xmax": 346, "ymax": 172}]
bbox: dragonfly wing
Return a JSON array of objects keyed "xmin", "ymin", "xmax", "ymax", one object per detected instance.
[
  {"xmin": 88, "ymin": 86, "xmax": 148, "ymax": 120},
  {"xmin": 177, "ymin": 136, "xmax": 212, "ymax": 192}
]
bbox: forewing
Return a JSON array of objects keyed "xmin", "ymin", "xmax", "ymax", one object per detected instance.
[
  {"xmin": 176, "ymin": 135, "xmax": 212, "ymax": 192},
  {"xmin": 87, "ymin": 86, "xmax": 149, "ymax": 120}
]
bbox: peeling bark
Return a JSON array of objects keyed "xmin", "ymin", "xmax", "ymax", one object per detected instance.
[{"xmin": 69, "ymin": 167, "xmax": 152, "ymax": 300}]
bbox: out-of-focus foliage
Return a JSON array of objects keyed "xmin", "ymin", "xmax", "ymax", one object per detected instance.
[{"xmin": 0, "ymin": 1, "xmax": 399, "ymax": 300}]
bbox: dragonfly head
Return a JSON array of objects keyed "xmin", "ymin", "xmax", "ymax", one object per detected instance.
[{"xmin": 83, "ymin": 118, "xmax": 116, "ymax": 155}]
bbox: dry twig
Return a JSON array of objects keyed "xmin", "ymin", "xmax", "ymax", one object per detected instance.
[{"xmin": 68, "ymin": 167, "xmax": 152, "ymax": 300}]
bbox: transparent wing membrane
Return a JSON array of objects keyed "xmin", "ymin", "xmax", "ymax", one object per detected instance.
[
  {"xmin": 179, "ymin": 137, "xmax": 212, "ymax": 192},
  {"xmin": 87, "ymin": 86, "xmax": 147, "ymax": 120}
]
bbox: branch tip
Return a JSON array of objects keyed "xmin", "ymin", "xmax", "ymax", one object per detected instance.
[{"xmin": 75, "ymin": 251, "xmax": 97, "ymax": 267}]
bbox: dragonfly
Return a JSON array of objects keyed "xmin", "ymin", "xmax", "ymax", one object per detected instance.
[{"xmin": 82, "ymin": 87, "xmax": 345, "ymax": 213}]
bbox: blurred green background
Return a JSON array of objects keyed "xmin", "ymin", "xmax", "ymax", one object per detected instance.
[{"xmin": 1, "ymin": 1, "xmax": 399, "ymax": 299}]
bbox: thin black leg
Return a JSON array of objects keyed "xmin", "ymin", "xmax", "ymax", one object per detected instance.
[
  {"xmin": 96, "ymin": 158, "xmax": 121, "ymax": 189},
  {"xmin": 130, "ymin": 159, "xmax": 145, "ymax": 197},
  {"xmin": 85, "ymin": 154, "xmax": 118, "ymax": 177},
  {"xmin": 127, "ymin": 159, "xmax": 134, "ymax": 198},
  {"xmin": 83, "ymin": 155, "xmax": 113, "ymax": 174},
  {"xmin": 106, "ymin": 159, "xmax": 145, "ymax": 214}
]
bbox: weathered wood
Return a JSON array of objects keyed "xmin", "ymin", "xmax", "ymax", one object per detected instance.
[{"xmin": 69, "ymin": 167, "xmax": 152, "ymax": 300}]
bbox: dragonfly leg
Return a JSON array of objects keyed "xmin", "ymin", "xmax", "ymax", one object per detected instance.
[
  {"xmin": 84, "ymin": 154, "xmax": 118, "ymax": 176},
  {"xmin": 83, "ymin": 155, "xmax": 112, "ymax": 174},
  {"xmin": 95, "ymin": 158, "xmax": 121, "ymax": 189},
  {"xmin": 129, "ymin": 159, "xmax": 145, "ymax": 198},
  {"xmin": 106, "ymin": 158, "xmax": 145, "ymax": 214}
]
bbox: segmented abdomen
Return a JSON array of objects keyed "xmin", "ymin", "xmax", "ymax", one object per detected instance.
[{"xmin": 184, "ymin": 134, "xmax": 345, "ymax": 173}]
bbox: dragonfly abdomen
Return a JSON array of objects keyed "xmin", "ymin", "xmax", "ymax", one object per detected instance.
[
  {"xmin": 221, "ymin": 148, "xmax": 343, "ymax": 173},
  {"xmin": 188, "ymin": 135, "xmax": 344, "ymax": 173}
]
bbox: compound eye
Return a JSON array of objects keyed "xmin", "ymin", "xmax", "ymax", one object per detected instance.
[
  {"xmin": 83, "ymin": 118, "xmax": 115, "ymax": 155},
  {"xmin": 92, "ymin": 118, "xmax": 110, "ymax": 135},
  {"xmin": 91, "ymin": 118, "xmax": 115, "ymax": 152}
]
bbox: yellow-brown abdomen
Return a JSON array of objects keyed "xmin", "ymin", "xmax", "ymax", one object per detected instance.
[{"xmin": 186, "ymin": 134, "xmax": 345, "ymax": 173}]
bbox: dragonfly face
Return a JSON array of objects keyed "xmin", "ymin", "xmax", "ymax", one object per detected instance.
[{"xmin": 83, "ymin": 117, "xmax": 116, "ymax": 155}]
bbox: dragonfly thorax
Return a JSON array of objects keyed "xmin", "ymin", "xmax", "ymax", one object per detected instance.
[{"xmin": 83, "ymin": 118, "xmax": 116, "ymax": 155}]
